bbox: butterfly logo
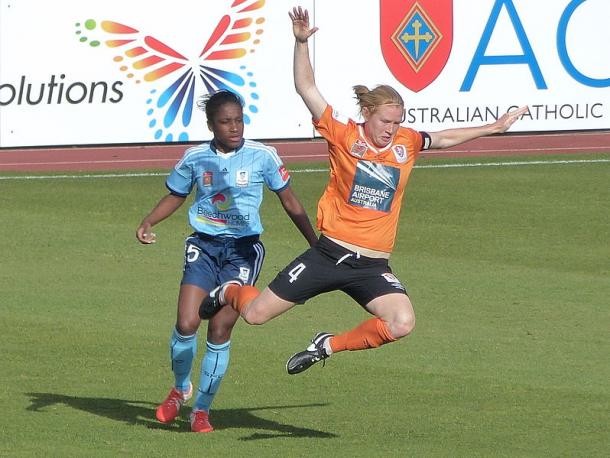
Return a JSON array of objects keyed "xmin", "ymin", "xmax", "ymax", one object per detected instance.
[{"xmin": 75, "ymin": 0, "xmax": 266, "ymax": 142}]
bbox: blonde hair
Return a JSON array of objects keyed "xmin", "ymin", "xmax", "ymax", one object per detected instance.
[{"xmin": 353, "ymin": 84, "xmax": 404, "ymax": 117}]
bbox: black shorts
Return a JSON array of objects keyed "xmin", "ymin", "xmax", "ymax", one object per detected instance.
[{"xmin": 268, "ymin": 235, "xmax": 407, "ymax": 307}]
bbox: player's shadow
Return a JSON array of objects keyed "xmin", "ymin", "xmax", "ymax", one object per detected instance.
[{"xmin": 26, "ymin": 392, "xmax": 337, "ymax": 440}]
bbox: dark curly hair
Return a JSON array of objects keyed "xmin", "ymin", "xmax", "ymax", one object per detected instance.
[{"xmin": 197, "ymin": 90, "xmax": 244, "ymax": 123}]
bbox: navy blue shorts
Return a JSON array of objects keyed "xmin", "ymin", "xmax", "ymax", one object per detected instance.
[
  {"xmin": 268, "ymin": 235, "xmax": 407, "ymax": 307},
  {"xmin": 181, "ymin": 232, "xmax": 265, "ymax": 292}
]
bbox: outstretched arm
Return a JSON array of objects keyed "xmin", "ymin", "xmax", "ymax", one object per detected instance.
[
  {"xmin": 429, "ymin": 106, "xmax": 529, "ymax": 149},
  {"xmin": 276, "ymin": 186, "xmax": 318, "ymax": 247},
  {"xmin": 289, "ymin": 6, "xmax": 327, "ymax": 121},
  {"xmin": 136, "ymin": 193, "xmax": 186, "ymax": 244}
]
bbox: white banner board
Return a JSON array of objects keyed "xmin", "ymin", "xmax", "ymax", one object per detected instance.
[{"xmin": 1, "ymin": 0, "xmax": 609, "ymax": 147}]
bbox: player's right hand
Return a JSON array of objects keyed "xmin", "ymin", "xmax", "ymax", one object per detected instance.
[
  {"xmin": 136, "ymin": 223, "xmax": 157, "ymax": 244},
  {"xmin": 289, "ymin": 6, "xmax": 318, "ymax": 43}
]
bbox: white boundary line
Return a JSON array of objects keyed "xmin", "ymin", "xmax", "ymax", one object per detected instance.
[
  {"xmin": 0, "ymin": 156, "xmax": 329, "ymax": 167},
  {"xmin": 1, "ymin": 147, "xmax": 609, "ymax": 167},
  {"xmin": 0, "ymin": 159, "xmax": 179, "ymax": 167},
  {"xmin": 415, "ymin": 158, "xmax": 610, "ymax": 169},
  {"xmin": 0, "ymin": 158, "xmax": 608, "ymax": 181},
  {"xmin": 423, "ymin": 145, "xmax": 610, "ymax": 154}
]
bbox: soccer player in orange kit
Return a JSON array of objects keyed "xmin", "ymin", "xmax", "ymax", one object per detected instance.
[{"xmin": 200, "ymin": 6, "xmax": 528, "ymax": 375}]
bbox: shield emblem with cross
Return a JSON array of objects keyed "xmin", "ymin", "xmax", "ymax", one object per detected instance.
[{"xmin": 380, "ymin": 0, "xmax": 453, "ymax": 92}]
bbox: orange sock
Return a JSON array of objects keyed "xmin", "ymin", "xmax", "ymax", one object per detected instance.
[
  {"xmin": 329, "ymin": 318, "xmax": 396, "ymax": 353},
  {"xmin": 223, "ymin": 284, "xmax": 259, "ymax": 315}
]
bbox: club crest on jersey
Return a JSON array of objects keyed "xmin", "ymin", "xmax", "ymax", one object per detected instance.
[
  {"xmin": 279, "ymin": 165, "xmax": 290, "ymax": 182},
  {"xmin": 203, "ymin": 171, "xmax": 213, "ymax": 186},
  {"xmin": 236, "ymin": 170, "xmax": 249, "ymax": 187},
  {"xmin": 392, "ymin": 144, "xmax": 408, "ymax": 163},
  {"xmin": 350, "ymin": 139, "xmax": 368, "ymax": 158},
  {"xmin": 380, "ymin": 0, "xmax": 453, "ymax": 92}
]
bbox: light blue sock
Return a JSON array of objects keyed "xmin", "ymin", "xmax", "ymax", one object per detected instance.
[
  {"xmin": 170, "ymin": 327, "xmax": 197, "ymax": 392},
  {"xmin": 193, "ymin": 340, "xmax": 231, "ymax": 412}
]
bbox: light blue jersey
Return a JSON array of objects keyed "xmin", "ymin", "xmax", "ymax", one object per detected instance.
[{"xmin": 166, "ymin": 139, "xmax": 290, "ymax": 237}]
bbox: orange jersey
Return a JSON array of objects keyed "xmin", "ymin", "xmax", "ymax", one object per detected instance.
[{"xmin": 314, "ymin": 105, "xmax": 425, "ymax": 253}]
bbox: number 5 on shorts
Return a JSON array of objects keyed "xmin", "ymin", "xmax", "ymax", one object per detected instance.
[{"xmin": 186, "ymin": 244, "xmax": 200, "ymax": 262}]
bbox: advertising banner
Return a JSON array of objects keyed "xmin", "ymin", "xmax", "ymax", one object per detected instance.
[
  {"xmin": 0, "ymin": 0, "xmax": 315, "ymax": 147},
  {"xmin": 1, "ymin": 0, "xmax": 609, "ymax": 147},
  {"xmin": 317, "ymin": 0, "xmax": 609, "ymax": 133}
]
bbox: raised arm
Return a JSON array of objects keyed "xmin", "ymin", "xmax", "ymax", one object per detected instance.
[
  {"xmin": 289, "ymin": 6, "xmax": 327, "ymax": 121},
  {"xmin": 429, "ymin": 106, "xmax": 529, "ymax": 149}
]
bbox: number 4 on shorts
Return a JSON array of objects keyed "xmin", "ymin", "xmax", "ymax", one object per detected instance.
[{"xmin": 288, "ymin": 263, "xmax": 306, "ymax": 283}]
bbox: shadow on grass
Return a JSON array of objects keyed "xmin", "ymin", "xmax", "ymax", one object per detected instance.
[{"xmin": 25, "ymin": 392, "xmax": 337, "ymax": 440}]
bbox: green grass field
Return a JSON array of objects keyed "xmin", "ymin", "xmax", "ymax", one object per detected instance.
[{"xmin": 1, "ymin": 153, "xmax": 609, "ymax": 457}]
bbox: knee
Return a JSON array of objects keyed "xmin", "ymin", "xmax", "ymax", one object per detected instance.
[
  {"xmin": 390, "ymin": 311, "xmax": 416, "ymax": 339},
  {"xmin": 241, "ymin": 308, "xmax": 268, "ymax": 326},
  {"xmin": 176, "ymin": 317, "xmax": 199, "ymax": 336},
  {"xmin": 207, "ymin": 325, "xmax": 232, "ymax": 343},
  {"xmin": 207, "ymin": 318, "xmax": 237, "ymax": 343}
]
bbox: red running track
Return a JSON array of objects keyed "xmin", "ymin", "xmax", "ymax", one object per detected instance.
[{"xmin": 0, "ymin": 131, "xmax": 609, "ymax": 172}]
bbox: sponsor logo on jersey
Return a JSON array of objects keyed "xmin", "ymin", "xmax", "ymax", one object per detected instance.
[
  {"xmin": 196, "ymin": 208, "xmax": 251, "ymax": 227},
  {"xmin": 197, "ymin": 192, "xmax": 251, "ymax": 227},
  {"xmin": 348, "ymin": 161, "xmax": 400, "ymax": 212},
  {"xmin": 236, "ymin": 170, "xmax": 249, "ymax": 187},
  {"xmin": 350, "ymin": 139, "xmax": 368, "ymax": 158},
  {"xmin": 211, "ymin": 192, "xmax": 232, "ymax": 211},
  {"xmin": 392, "ymin": 144, "xmax": 408, "ymax": 163}
]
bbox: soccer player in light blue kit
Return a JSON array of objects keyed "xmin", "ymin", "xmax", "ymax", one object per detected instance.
[{"xmin": 136, "ymin": 90, "xmax": 317, "ymax": 432}]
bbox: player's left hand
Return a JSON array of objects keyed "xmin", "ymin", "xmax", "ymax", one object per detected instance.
[{"xmin": 492, "ymin": 106, "xmax": 529, "ymax": 133}]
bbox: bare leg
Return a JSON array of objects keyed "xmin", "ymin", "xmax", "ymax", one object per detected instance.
[
  {"xmin": 229, "ymin": 286, "xmax": 296, "ymax": 325},
  {"xmin": 326, "ymin": 293, "xmax": 415, "ymax": 353},
  {"xmin": 176, "ymin": 284, "xmax": 206, "ymax": 335},
  {"xmin": 285, "ymin": 293, "xmax": 415, "ymax": 374},
  {"xmin": 364, "ymin": 293, "xmax": 415, "ymax": 339}
]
